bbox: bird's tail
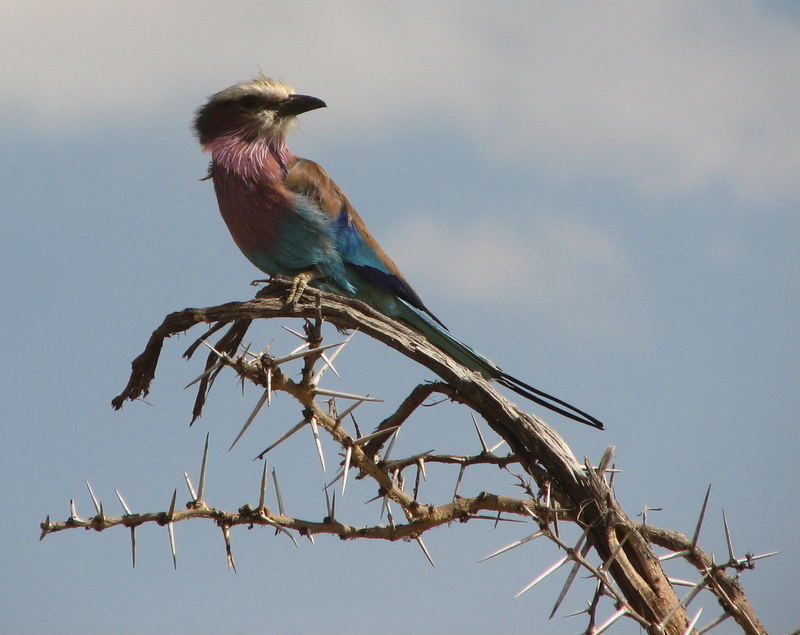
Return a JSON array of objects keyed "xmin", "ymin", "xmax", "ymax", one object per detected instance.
[
  {"xmin": 397, "ymin": 299, "xmax": 604, "ymax": 430},
  {"xmin": 495, "ymin": 373, "xmax": 604, "ymax": 429}
]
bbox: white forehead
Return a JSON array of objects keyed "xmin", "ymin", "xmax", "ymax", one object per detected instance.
[{"xmin": 210, "ymin": 77, "xmax": 295, "ymax": 104}]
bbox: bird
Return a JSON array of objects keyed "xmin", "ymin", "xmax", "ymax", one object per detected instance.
[{"xmin": 193, "ymin": 76, "xmax": 604, "ymax": 429}]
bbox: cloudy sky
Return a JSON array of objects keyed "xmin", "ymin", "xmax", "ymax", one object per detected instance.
[{"xmin": 2, "ymin": 2, "xmax": 798, "ymax": 633}]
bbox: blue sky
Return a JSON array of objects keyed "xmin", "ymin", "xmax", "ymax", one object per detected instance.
[{"xmin": 2, "ymin": 2, "xmax": 798, "ymax": 633}]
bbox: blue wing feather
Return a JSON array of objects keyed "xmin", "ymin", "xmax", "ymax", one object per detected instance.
[{"xmin": 331, "ymin": 207, "xmax": 445, "ymax": 326}]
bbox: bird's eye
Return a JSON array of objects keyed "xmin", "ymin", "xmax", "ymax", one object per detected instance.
[{"xmin": 238, "ymin": 95, "xmax": 262, "ymax": 110}]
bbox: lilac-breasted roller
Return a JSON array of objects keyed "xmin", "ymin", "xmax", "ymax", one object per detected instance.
[{"xmin": 193, "ymin": 77, "xmax": 603, "ymax": 429}]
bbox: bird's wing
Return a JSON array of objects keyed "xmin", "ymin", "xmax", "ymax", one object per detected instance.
[{"xmin": 285, "ymin": 158, "xmax": 444, "ymax": 325}]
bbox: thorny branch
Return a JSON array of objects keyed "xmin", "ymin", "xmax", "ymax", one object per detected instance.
[
  {"xmin": 42, "ymin": 280, "xmax": 770, "ymax": 634},
  {"xmin": 41, "ymin": 492, "xmax": 542, "ymax": 543}
]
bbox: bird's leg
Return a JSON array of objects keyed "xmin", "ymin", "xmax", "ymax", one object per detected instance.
[{"xmin": 286, "ymin": 269, "xmax": 321, "ymax": 304}]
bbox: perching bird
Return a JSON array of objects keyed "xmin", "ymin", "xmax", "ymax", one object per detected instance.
[{"xmin": 193, "ymin": 76, "xmax": 603, "ymax": 429}]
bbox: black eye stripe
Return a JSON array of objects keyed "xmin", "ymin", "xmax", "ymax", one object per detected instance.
[{"xmin": 238, "ymin": 95, "xmax": 263, "ymax": 110}]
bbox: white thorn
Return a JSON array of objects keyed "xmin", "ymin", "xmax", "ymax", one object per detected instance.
[
  {"xmin": 692, "ymin": 484, "xmax": 712, "ymax": 549},
  {"xmin": 514, "ymin": 555, "xmax": 569, "ymax": 598},
  {"xmin": 129, "ymin": 527, "xmax": 137, "ymax": 568},
  {"xmin": 353, "ymin": 425, "xmax": 400, "ymax": 446},
  {"xmin": 167, "ymin": 489, "xmax": 177, "ymax": 570},
  {"xmin": 281, "ymin": 325, "xmax": 307, "ymax": 340},
  {"xmin": 184, "ymin": 358, "xmax": 226, "ymax": 389},
  {"xmin": 309, "ymin": 416, "xmax": 326, "ymax": 473},
  {"xmin": 342, "ymin": 446, "xmax": 353, "ymax": 496},
  {"xmin": 222, "ymin": 526, "xmax": 236, "ymax": 573},
  {"xmin": 453, "ymin": 464, "xmax": 466, "ymax": 499},
  {"xmin": 683, "ymin": 607, "xmax": 703, "ymax": 635},
  {"xmin": 114, "ymin": 489, "xmax": 132, "ymax": 515},
  {"xmin": 255, "ymin": 418, "xmax": 307, "ymax": 459},
  {"xmin": 197, "ymin": 433, "xmax": 209, "ymax": 502},
  {"xmin": 258, "ymin": 461, "xmax": 268, "ymax": 511},
  {"xmin": 272, "ymin": 342, "xmax": 345, "ymax": 366},
  {"xmin": 313, "ymin": 387, "xmax": 382, "ymax": 402},
  {"xmin": 272, "ymin": 468, "xmax": 285, "ymax": 515},
  {"xmin": 335, "ymin": 398, "xmax": 367, "ymax": 423},
  {"xmin": 722, "ymin": 509, "xmax": 735, "ymax": 563},
  {"xmin": 697, "ymin": 612, "xmax": 730, "ymax": 633},
  {"xmin": 471, "ymin": 414, "xmax": 489, "ymax": 452},
  {"xmin": 258, "ymin": 512, "xmax": 298, "ymax": 547},
  {"xmin": 550, "ymin": 542, "xmax": 592, "ymax": 619},
  {"xmin": 416, "ymin": 536, "xmax": 435, "ymax": 567},
  {"xmin": 738, "ymin": 550, "xmax": 780, "ymax": 564},
  {"xmin": 312, "ymin": 329, "xmax": 356, "ymax": 384},
  {"xmin": 183, "ymin": 471, "xmax": 197, "ymax": 500},
  {"xmin": 383, "ymin": 428, "xmax": 399, "ymax": 461},
  {"xmin": 229, "ymin": 388, "xmax": 270, "ymax": 451},
  {"xmin": 199, "ymin": 339, "xmax": 226, "ymax": 359},
  {"xmin": 668, "ymin": 577, "xmax": 699, "ymax": 587},
  {"xmin": 594, "ymin": 608, "xmax": 627, "ymax": 634},
  {"xmin": 85, "ymin": 481, "xmax": 101, "ymax": 516},
  {"xmin": 286, "ymin": 341, "xmax": 309, "ymax": 356},
  {"xmin": 659, "ymin": 549, "xmax": 690, "ymax": 562}
]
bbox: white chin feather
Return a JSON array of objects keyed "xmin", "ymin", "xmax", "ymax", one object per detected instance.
[{"xmin": 257, "ymin": 113, "xmax": 298, "ymax": 143}]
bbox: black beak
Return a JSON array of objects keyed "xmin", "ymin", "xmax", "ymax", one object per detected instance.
[{"xmin": 277, "ymin": 94, "xmax": 327, "ymax": 117}]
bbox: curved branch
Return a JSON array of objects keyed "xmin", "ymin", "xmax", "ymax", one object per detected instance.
[{"xmin": 103, "ymin": 281, "xmax": 766, "ymax": 634}]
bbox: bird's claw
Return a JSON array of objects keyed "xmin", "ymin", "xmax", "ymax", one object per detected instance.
[{"xmin": 286, "ymin": 270, "xmax": 319, "ymax": 304}]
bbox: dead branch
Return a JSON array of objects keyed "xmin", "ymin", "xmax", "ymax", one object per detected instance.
[{"xmin": 39, "ymin": 280, "xmax": 770, "ymax": 634}]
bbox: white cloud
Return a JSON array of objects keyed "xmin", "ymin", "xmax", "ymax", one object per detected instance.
[
  {"xmin": 386, "ymin": 212, "xmax": 649, "ymax": 344},
  {"xmin": 3, "ymin": 1, "xmax": 798, "ymax": 201}
]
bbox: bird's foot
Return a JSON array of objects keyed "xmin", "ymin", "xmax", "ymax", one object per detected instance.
[{"xmin": 286, "ymin": 269, "xmax": 320, "ymax": 304}]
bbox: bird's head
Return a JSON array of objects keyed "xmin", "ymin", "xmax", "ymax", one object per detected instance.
[{"xmin": 193, "ymin": 76, "xmax": 326, "ymax": 147}]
